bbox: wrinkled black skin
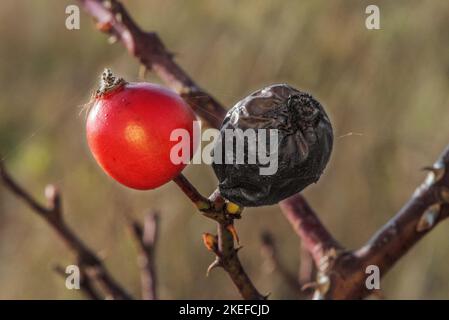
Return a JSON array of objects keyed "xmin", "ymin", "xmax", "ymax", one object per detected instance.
[{"xmin": 212, "ymin": 84, "xmax": 333, "ymax": 207}]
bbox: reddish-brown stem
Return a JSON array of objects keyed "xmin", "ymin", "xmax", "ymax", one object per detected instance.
[{"xmin": 173, "ymin": 174, "xmax": 211, "ymax": 211}]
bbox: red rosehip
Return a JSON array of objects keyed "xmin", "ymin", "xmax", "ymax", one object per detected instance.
[{"xmin": 86, "ymin": 69, "xmax": 198, "ymax": 190}]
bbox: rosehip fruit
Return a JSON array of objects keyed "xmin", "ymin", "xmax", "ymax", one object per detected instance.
[
  {"xmin": 86, "ymin": 69, "xmax": 198, "ymax": 190},
  {"xmin": 212, "ymin": 84, "xmax": 333, "ymax": 207}
]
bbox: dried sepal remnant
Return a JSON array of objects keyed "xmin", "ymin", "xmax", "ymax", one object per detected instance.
[
  {"xmin": 95, "ymin": 68, "xmax": 126, "ymax": 97},
  {"xmin": 416, "ymin": 203, "xmax": 441, "ymax": 232}
]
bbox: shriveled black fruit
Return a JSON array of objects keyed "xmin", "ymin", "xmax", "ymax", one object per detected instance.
[{"xmin": 212, "ymin": 84, "xmax": 333, "ymax": 207}]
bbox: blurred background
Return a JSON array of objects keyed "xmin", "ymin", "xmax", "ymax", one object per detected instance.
[{"xmin": 1, "ymin": 0, "xmax": 449, "ymax": 299}]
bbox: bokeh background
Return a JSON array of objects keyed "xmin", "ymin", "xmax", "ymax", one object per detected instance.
[{"xmin": 1, "ymin": 0, "xmax": 449, "ymax": 299}]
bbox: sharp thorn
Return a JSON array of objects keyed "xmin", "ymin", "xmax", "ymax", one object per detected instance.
[{"xmin": 206, "ymin": 259, "xmax": 222, "ymax": 277}]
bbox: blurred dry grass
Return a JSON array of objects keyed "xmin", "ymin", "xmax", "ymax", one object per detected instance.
[{"xmin": 1, "ymin": 0, "xmax": 449, "ymax": 299}]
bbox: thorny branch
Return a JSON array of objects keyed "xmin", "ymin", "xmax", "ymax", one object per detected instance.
[
  {"xmin": 128, "ymin": 211, "xmax": 159, "ymax": 300},
  {"xmin": 77, "ymin": 0, "xmax": 449, "ymax": 300},
  {"xmin": 0, "ymin": 161, "xmax": 132, "ymax": 300},
  {"xmin": 278, "ymin": 145, "xmax": 449, "ymax": 299},
  {"xmin": 174, "ymin": 174, "xmax": 265, "ymax": 300},
  {"xmin": 78, "ymin": 0, "xmax": 227, "ymax": 129}
]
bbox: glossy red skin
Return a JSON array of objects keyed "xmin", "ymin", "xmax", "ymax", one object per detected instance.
[{"xmin": 87, "ymin": 82, "xmax": 198, "ymax": 190}]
